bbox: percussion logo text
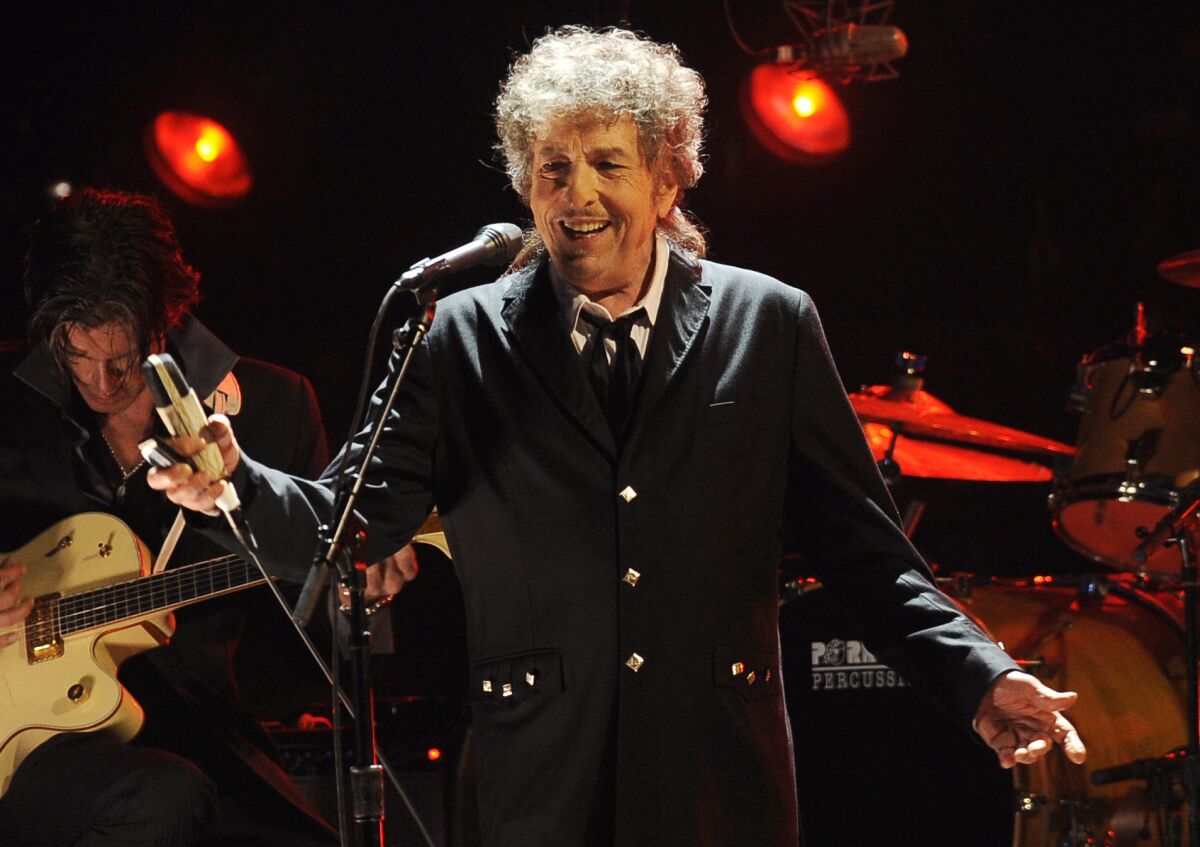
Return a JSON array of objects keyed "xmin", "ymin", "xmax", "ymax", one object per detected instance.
[{"xmin": 810, "ymin": 638, "xmax": 910, "ymax": 691}]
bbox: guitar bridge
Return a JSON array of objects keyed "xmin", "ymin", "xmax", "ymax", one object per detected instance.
[{"xmin": 26, "ymin": 593, "xmax": 64, "ymax": 664}]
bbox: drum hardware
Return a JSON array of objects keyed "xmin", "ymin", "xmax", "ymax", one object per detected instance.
[
  {"xmin": 1078, "ymin": 498, "xmax": 1200, "ymax": 847},
  {"xmin": 1134, "ymin": 510, "xmax": 1200, "ymax": 847},
  {"xmin": 1090, "ymin": 750, "xmax": 1185, "ymax": 847},
  {"xmin": 1057, "ymin": 798, "xmax": 1103, "ymax": 847},
  {"xmin": 1015, "ymin": 790, "xmax": 1048, "ymax": 815},
  {"xmin": 899, "ymin": 499, "xmax": 925, "ymax": 538}
]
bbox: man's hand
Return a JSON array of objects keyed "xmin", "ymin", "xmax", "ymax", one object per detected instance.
[
  {"xmin": 336, "ymin": 547, "xmax": 420, "ymax": 615},
  {"xmin": 0, "ymin": 558, "xmax": 34, "ymax": 647},
  {"xmin": 974, "ymin": 670, "xmax": 1087, "ymax": 768},
  {"xmin": 147, "ymin": 413, "xmax": 242, "ymax": 515},
  {"xmin": 367, "ymin": 546, "xmax": 420, "ymax": 602}
]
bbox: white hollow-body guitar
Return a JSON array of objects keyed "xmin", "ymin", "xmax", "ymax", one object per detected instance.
[{"xmin": 0, "ymin": 512, "xmax": 266, "ymax": 798}]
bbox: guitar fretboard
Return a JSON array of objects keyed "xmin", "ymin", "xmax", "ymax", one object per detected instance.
[{"xmin": 53, "ymin": 555, "xmax": 263, "ymax": 635}]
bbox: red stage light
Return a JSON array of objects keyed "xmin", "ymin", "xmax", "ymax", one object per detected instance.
[
  {"xmin": 145, "ymin": 111, "xmax": 252, "ymax": 207},
  {"xmin": 742, "ymin": 65, "xmax": 851, "ymax": 163},
  {"xmin": 426, "ymin": 747, "xmax": 442, "ymax": 762}
]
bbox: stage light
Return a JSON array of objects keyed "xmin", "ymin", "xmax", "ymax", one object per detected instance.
[
  {"xmin": 51, "ymin": 181, "xmax": 72, "ymax": 198},
  {"xmin": 426, "ymin": 747, "xmax": 442, "ymax": 762},
  {"xmin": 742, "ymin": 64, "xmax": 850, "ymax": 162},
  {"xmin": 724, "ymin": 2, "xmax": 909, "ymax": 164},
  {"xmin": 144, "ymin": 111, "xmax": 252, "ymax": 207}
]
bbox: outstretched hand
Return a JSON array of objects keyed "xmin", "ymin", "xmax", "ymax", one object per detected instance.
[{"xmin": 974, "ymin": 670, "xmax": 1087, "ymax": 768}]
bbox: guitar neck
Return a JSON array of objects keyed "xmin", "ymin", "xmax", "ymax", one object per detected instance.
[{"xmin": 55, "ymin": 556, "xmax": 265, "ymax": 635}]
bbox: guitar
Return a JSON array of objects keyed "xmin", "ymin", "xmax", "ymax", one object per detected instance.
[{"xmin": 0, "ymin": 512, "xmax": 268, "ymax": 798}]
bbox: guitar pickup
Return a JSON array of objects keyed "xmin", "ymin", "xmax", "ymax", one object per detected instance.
[{"xmin": 26, "ymin": 594, "xmax": 64, "ymax": 664}]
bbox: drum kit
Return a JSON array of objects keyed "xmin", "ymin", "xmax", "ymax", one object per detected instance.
[{"xmin": 785, "ymin": 252, "xmax": 1200, "ymax": 847}]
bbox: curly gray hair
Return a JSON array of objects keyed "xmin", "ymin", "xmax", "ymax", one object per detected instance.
[{"xmin": 495, "ymin": 26, "xmax": 708, "ymax": 259}]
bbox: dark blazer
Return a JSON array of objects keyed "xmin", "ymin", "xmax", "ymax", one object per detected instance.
[{"xmin": 233, "ymin": 250, "xmax": 1018, "ymax": 846}]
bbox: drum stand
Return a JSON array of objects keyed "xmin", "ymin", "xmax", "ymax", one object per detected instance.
[
  {"xmin": 1182, "ymin": 526, "xmax": 1200, "ymax": 847},
  {"xmin": 1097, "ymin": 487, "xmax": 1200, "ymax": 847}
]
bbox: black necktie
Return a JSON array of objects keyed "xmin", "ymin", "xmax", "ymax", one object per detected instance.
[{"xmin": 582, "ymin": 308, "xmax": 646, "ymax": 439}]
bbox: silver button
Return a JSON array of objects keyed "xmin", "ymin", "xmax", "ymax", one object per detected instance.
[
  {"xmin": 731, "ymin": 662, "xmax": 745, "ymax": 677},
  {"xmin": 625, "ymin": 653, "xmax": 644, "ymax": 672},
  {"xmin": 482, "ymin": 679, "xmax": 493, "ymax": 693},
  {"xmin": 525, "ymin": 671, "xmax": 537, "ymax": 686},
  {"xmin": 619, "ymin": 486, "xmax": 637, "ymax": 503},
  {"xmin": 622, "ymin": 568, "xmax": 641, "ymax": 587},
  {"xmin": 502, "ymin": 683, "xmax": 513, "ymax": 698},
  {"xmin": 746, "ymin": 671, "xmax": 757, "ymax": 685}
]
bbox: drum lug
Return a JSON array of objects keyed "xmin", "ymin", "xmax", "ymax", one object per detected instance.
[{"xmin": 1014, "ymin": 791, "xmax": 1047, "ymax": 816}]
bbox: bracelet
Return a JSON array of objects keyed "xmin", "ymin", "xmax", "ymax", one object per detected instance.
[{"xmin": 337, "ymin": 587, "xmax": 397, "ymax": 617}]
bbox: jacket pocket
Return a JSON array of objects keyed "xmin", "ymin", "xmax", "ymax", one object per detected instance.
[
  {"xmin": 705, "ymin": 398, "xmax": 765, "ymax": 425},
  {"xmin": 713, "ymin": 643, "xmax": 781, "ymax": 702},
  {"xmin": 469, "ymin": 647, "xmax": 563, "ymax": 709}
]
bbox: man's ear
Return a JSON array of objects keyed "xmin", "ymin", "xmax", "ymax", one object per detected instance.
[{"xmin": 654, "ymin": 168, "xmax": 680, "ymax": 219}]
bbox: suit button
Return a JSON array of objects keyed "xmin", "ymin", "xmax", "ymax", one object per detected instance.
[
  {"xmin": 621, "ymin": 568, "xmax": 641, "ymax": 587},
  {"xmin": 625, "ymin": 652, "xmax": 645, "ymax": 672},
  {"xmin": 618, "ymin": 485, "xmax": 637, "ymax": 503}
]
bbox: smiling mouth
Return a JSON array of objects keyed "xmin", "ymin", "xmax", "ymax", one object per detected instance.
[{"xmin": 560, "ymin": 220, "xmax": 610, "ymax": 239}]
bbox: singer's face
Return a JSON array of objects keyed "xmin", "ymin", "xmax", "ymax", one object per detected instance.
[
  {"xmin": 62, "ymin": 322, "xmax": 153, "ymax": 417},
  {"xmin": 529, "ymin": 116, "xmax": 677, "ymax": 303}
]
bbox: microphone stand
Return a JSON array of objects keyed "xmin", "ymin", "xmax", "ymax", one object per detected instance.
[{"xmin": 313, "ymin": 289, "xmax": 439, "ymax": 847}]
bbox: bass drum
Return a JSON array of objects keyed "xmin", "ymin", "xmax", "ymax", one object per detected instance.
[{"xmin": 951, "ymin": 576, "xmax": 1188, "ymax": 847}]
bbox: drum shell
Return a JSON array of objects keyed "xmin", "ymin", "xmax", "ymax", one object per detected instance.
[
  {"xmin": 1068, "ymin": 351, "xmax": 1200, "ymax": 490},
  {"xmin": 954, "ymin": 577, "xmax": 1187, "ymax": 847},
  {"xmin": 1053, "ymin": 343, "xmax": 1200, "ymax": 572}
]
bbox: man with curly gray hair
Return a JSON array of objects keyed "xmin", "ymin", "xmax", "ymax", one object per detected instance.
[
  {"xmin": 153, "ymin": 25, "xmax": 1085, "ymax": 847},
  {"xmin": 495, "ymin": 25, "xmax": 707, "ymax": 265}
]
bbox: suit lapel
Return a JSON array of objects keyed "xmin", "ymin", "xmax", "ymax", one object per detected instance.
[
  {"xmin": 501, "ymin": 259, "xmax": 618, "ymax": 458},
  {"xmin": 631, "ymin": 252, "xmax": 711, "ymax": 430}
]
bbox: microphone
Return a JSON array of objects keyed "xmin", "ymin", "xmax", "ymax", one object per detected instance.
[
  {"xmin": 395, "ymin": 223, "xmax": 523, "ymax": 293},
  {"xmin": 780, "ymin": 24, "xmax": 908, "ymax": 78},
  {"xmin": 292, "ymin": 534, "xmax": 331, "ymax": 627},
  {"xmin": 141, "ymin": 352, "xmax": 241, "ymax": 515},
  {"xmin": 1091, "ymin": 753, "xmax": 1184, "ymax": 786}
]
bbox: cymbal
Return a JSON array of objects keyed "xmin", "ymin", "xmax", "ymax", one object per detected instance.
[
  {"xmin": 1157, "ymin": 249, "xmax": 1200, "ymax": 287},
  {"xmin": 863, "ymin": 422, "xmax": 1055, "ymax": 482},
  {"xmin": 850, "ymin": 385, "xmax": 1074, "ymax": 481}
]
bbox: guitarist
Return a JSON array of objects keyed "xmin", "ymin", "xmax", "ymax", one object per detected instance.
[{"xmin": 0, "ymin": 189, "xmax": 339, "ymax": 846}]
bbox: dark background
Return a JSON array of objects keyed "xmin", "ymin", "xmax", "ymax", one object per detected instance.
[{"xmin": 3, "ymin": 3, "xmax": 1198, "ymax": 587}]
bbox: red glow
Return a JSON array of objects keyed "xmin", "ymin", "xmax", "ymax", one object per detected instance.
[
  {"xmin": 145, "ymin": 112, "xmax": 252, "ymax": 206},
  {"xmin": 742, "ymin": 65, "xmax": 850, "ymax": 163},
  {"xmin": 426, "ymin": 747, "xmax": 442, "ymax": 762}
]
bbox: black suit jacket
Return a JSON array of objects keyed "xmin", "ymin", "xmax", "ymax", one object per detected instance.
[{"xmin": 231, "ymin": 250, "xmax": 1018, "ymax": 846}]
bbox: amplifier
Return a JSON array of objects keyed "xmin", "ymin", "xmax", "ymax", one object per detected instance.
[{"xmin": 266, "ymin": 701, "xmax": 472, "ymax": 846}]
